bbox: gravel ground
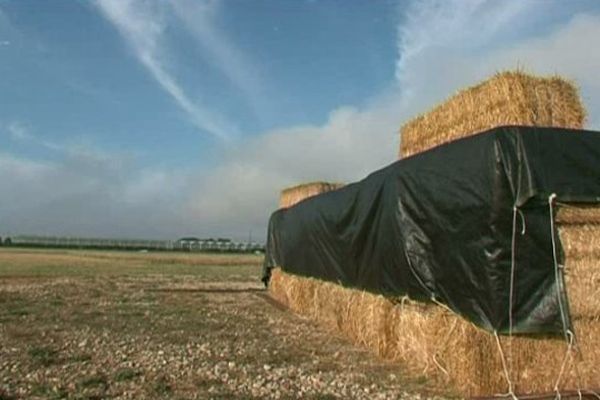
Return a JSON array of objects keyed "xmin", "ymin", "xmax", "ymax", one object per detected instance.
[{"xmin": 0, "ymin": 252, "xmax": 452, "ymax": 400}]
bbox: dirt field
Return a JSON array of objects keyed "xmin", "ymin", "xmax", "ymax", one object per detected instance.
[{"xmin": 0, "ymin": 248, "xmax": 449, "ymax": 399}]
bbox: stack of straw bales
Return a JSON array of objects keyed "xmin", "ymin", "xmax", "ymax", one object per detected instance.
[
  {"xmin": 399, "ymin": 71, "xmax": 586, "ymax": 158},
  {"xmin": 269, "ymin": 71, "xmax": 598, "ymax": 396},
  {"xmin": 279, "ymin": 182, "xmax": 344, "ymax": 209},
  {"xmin": 269, "ymin": 210, "xmax": 600, "ymax": 396}
]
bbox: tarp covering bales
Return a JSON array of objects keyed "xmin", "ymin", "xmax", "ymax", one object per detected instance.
[{"xmin": 263, "ymin": 125, "xmax": 600, "ymax": 336}]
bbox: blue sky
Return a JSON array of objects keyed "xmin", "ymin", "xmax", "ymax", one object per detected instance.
[
  {"xmin": 2, "ymin": 0, "xmax": 600, "ymax": 240},
  {"xmin": 0, "ymin": 1, "xmax": 397, "ymax": 167}
]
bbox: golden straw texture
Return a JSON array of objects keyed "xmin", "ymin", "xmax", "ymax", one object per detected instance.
[
  {"xmin": 279, "ymin": 182, "xmax": 344, "ymax": 209},
  {"xmin": 556, "ymin": 204, "xmax": 600, "ymax": 225},
  {"xmin": 269, "ymin": 208, "xmax": 600, "ymax": 396},
  {"xmin": 399, "ymin": 71, "xmax": 586, "ymax": 158}
]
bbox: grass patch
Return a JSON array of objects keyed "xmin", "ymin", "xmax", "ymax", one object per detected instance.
[
  {"xmin": 7, "ymin": 308, "xmax": 29, "ymax": 316},
  {"xmin": 195, "ymin": 377, "xmax": 222, "ymax": 389},
  {"xmin": 0, "ymin": 248, "xmax": 262, "ymax": 279},
  {"xmin": 78, "ymin": 374, "xmax": 108, "ymax": 390},
  {"xmin": 30, "ymin": 383, "xmax": 52, "ymax": 397},
  {"xmin": 114, "ymin": 367, "xmax": 140, "ymax": 382},
  {"xmin": 153, "ymin": 375, "xmax": 173, "ymax": 395},
  {"xmin": 0, "ymin": 390, "xmax": 17, "ymax": 400},
  {"xmin": 68, "ymin": 353, "xmax": 92, "ymax": 363},
  {"xmin": 49, "ymin": 298, "xmax": 65, "ymax": 306},
  {"xmin": 28, "ymin": 346, "xmax": 59, "ymax": 367}
]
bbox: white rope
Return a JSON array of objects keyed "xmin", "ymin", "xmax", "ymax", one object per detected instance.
[
  {"xmin": 431, "ymin": 317, "xmax": 458, "ymax": 379},
  {"xmin": 549, "ymin": 193, "xmax": 570, "ymax": 397},
  {"xmin": 553, "ymin": 329, "xmax": 575, "ymax": 394},
  {"xmin": 508, "ymin": 205, "xmax": 526, "ymax": 381},
  {"xmin": 494, "ymin": 330, "xmax": 518, "ymax": 400},
  {"xmin": 573, "ymin": 339, "xmax": 585, "ymax": 400},
  {"xmin": 430, "ymin": 294, "xmax": 455, "ymax": 314},
  {"xmin": 399, "ymin": 295, "xmax": 409, "ymax": 309},
  {"xmin": 517, "ymin": 208, "xmax": 526, "ymax": 235},
  {"xmin": 509, "ymin": 205, "xmax": 519, "ymax": 379},
  {"xmin": 495, "ymin": 203, "xmax": 526, "ymax": 398},
  {"xmin": 549, "ymin": 193, "xmax": 570, "ymax": 341},
  {"xmin": 431, "ymin": 355, "xmax": 449, "ymax": 378},
  {"xmin": 548, "ymin": 194, "xmax": 590, "ymax": 398},
  {"xmin": 582, "ymin": 390, "xmax": 600, "ymax": 400},
  {"xmin": 510, "ymin": 206, "xmax": 518, "ymax": 338},
  {"xmin": 549, "ymin": 198, "xmax": 600, "ymax": 399}
]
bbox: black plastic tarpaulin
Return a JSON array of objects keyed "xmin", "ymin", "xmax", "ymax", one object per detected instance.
[{"xmin": 262, "ymin": 126, "xmax": 600, "ymax": 336}]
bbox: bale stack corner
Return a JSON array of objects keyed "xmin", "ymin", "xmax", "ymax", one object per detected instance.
[
  {"xmin": 269, "ymin": 71, "xmax": 599, "ymax": 397},
  {"xmin": 399, "ymin": 70, "xmax": 586, "ymax": 158},
  {"xmin": 268, "ymin": 206, "xmax": 600, "ymax": 396},
  {"xmin": 279, "ymin": 182, "xmax": 344, "ymax": 209}
]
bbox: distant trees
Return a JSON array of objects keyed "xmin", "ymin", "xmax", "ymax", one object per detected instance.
[{"xmin": 2, "ymin": 235, "xmax": 262, "ymax": 253}]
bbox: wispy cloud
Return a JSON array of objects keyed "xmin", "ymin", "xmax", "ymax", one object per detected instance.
[
  {"xmin": 184, "ymin": 2, "xmax": 600, "ymax": 237},
  {"xmin": 95, "ymin": 0, "xmax": 237, "ymax": 139},
  {"xmin": 170, "ymin": 0, "xmax": 267, "ymax": 121},
  {"xmin": 7, "ymin": 121, "xmax": 31, "ymax": 141},
  {"xmin": 0, "ymin": 5, "xmax": 15, "ymax": 46},
  {"xmin": 396, "ymin": 0, "xmax": 534, "ymax": 101},
  {"xmin": 4, "ymin": 1, "xmax": 600, "ymax": 240},
  {"xmin": 6, "ymin": 121, "xmax": 64, "ymax": 152},
  {"xmin": 4, "ymin": 121, "xmax": 138, "ymax": 165},
  {"xmin": 395, "ymin": 0, "xmax": 600, "ymax": 127}
]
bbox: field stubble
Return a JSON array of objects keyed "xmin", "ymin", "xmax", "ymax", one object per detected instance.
[{"xmin": 0, "ymin": 249, "xmax": 445, "ymax": 400}]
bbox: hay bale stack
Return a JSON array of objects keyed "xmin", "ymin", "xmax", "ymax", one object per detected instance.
[
  {"xmin": 269, "ymin": 206, "xmax": 600, "ymax": 396},
  {"xmin": 399, "ymin": 71, "xmax": 586, "ymax": 158},
  {"xmin": 279, "ymin": 182, "xmax": 344, "ymax": 209}
]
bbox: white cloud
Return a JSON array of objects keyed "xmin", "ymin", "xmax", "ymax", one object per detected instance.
[
  {"xmin": 395, "ymin": 1, "xmax": 600, "ymax": 129},
  {"xmin": 7, "ymin": 121, "xmax": 31, "ymax": 141},
  {"xmin": 395, "ymin": 0, "xmax": 539, "ymax": 110},
  {"xmin": 0, "ymin": 93, "xmax": 405, "ymax": 240},
  {"xmin": 4, "ymin": 2, "xmax": 600, "ymax": 241},
  {"xmin": 480, "ymin": 14, "xmax": 600, "ymax": 128},
  {"xmin": 0, "ymin": 153, "xmax": 51, "ymax": 182},
  {"xmin": 0, "ymin": 151, "xmax": 196, "ymax": 239},
  {"xmin": 183, "ymin": 3, "xmax": 600, "ymax": 238},
  {"xmin": 95, "ymin": 0, "xmax": 237, "ymax": 139},
  {"xmin": 185, "ymin": 91, "xmax": 405, "ymax": 235}
]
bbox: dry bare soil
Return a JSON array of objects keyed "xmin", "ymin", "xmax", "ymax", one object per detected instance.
[{"xmin": 0, "ymin": 248, "xmax": 448, "ymax": 400}]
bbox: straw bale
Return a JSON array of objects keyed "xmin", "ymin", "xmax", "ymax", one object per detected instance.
[
  {"xmin": 279, "ymin": 182, "xmax": 345, "ymax": 209},
  {"xmin": 558, "ymin": 224, "xmax": 600, "ymax": 259},
  {"xmin": 399, "ymin": 71, "xmax": 586, "ymax": 158},
  {"xmin": 562, "ymin": 255, "xmax": 600, "ymax": 318},
  {"xmin": 268, "ymin": 207, "xmax": 600, "ymax": 396},
  {"xmin": 556, "ymin": 205, "xmax": 600, "ymax": 225}
]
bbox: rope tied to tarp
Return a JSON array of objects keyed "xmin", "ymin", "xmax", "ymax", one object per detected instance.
[
  {"xmin": 547, "ymin": 194, "xmax": 600, "ymax": 399},
  {"xmin": 506, "ymin": 204, "xmax": 527, "ymax": 396},
  {"xmin": 494, "ymin": 330, "xmax": 518, "ymax": 400},
  {"xmin": 549, "ymin": 194, "xmax": 570, "ymax": 341}
]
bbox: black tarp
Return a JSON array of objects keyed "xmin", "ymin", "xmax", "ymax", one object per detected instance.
[{"xmin": 262, "ymin": 126, "xmax": 600, "ymax": 336}]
